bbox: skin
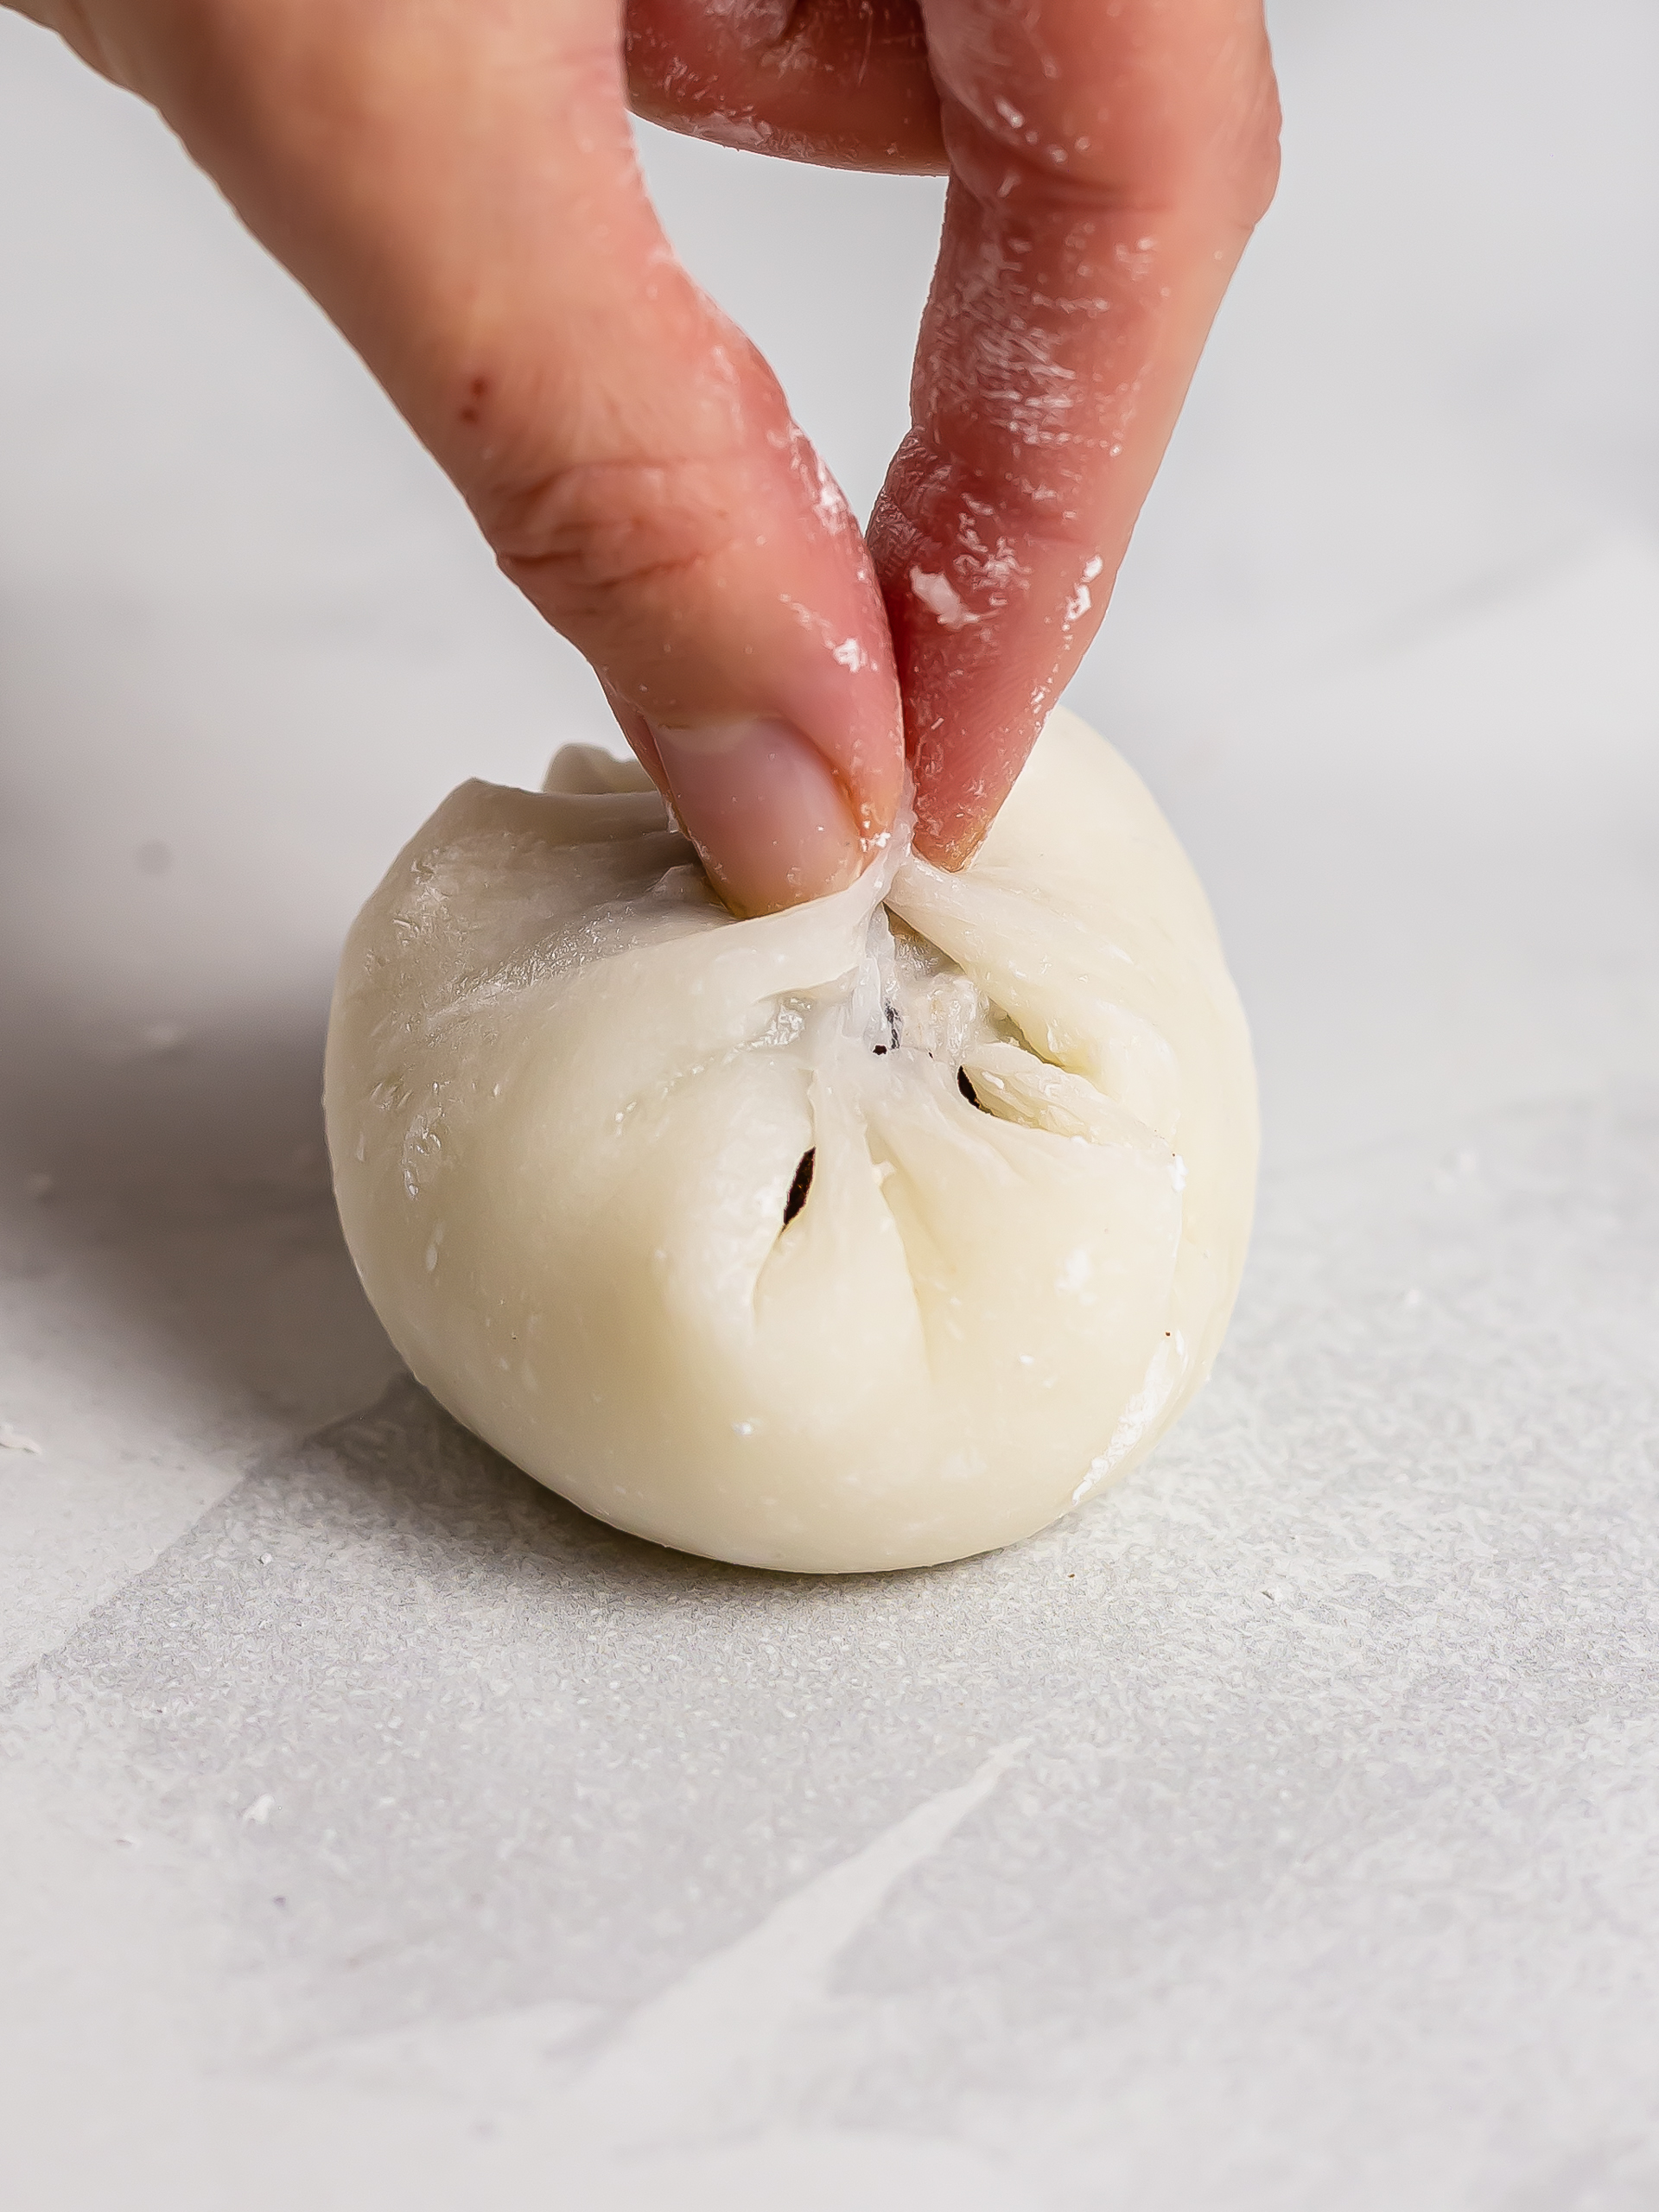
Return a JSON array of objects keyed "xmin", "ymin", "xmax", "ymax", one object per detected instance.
[{"xmin": 8, "ymin": 0, "xmax": 1280, "ymax": 912}]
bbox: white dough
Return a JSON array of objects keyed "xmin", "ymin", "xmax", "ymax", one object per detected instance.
[{"xmin": 323, "ymin": 709, "xmax": 1258, "ymax": 1573}]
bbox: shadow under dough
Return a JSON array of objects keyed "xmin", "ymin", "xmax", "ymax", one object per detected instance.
[{"xmin": 0, "ymin": 1000, "xmax": 403, "ymax": 1436}]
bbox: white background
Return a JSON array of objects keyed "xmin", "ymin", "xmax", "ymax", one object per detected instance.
[{"xmin": 3, "ymin": 3, "xmax": 1657, "ymax": 2205}]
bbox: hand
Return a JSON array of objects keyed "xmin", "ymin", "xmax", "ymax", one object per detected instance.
[{"xmin": 11, "ymin": 0, "xmax": 1278, "ymax": 912}]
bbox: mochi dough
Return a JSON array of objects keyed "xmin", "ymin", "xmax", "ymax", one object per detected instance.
[{"xmin": 324, "ymin": 709, "xmax": 1257, "ymax": 1573}]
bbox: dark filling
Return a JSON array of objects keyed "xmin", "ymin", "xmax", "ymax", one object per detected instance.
[
  {"xmin": 957, "ymin": 1067, "xmax": 982, "ymax": 1107},
  {"xmin": 783, "ymin": 1147, "xmax": 816, "ymax": 1226}
]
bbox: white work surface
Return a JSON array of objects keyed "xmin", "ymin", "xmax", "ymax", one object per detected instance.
[{"xmin": 3, "ymin": 3, "xmax": 1658, "ymax": 2203}]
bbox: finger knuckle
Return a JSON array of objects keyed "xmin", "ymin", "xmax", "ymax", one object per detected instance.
[
  {"xmin": 1224, "ymin": 44, "xmax": 1284, "ymax": 230},
  {"xmin": 480, "ymin": 456, "xmax": 741, "ymax": 639}
]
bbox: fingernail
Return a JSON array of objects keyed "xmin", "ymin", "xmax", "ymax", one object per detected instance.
[{"xmin": 646, "ymin": 716, "xmax": 864, "ymax": 914}]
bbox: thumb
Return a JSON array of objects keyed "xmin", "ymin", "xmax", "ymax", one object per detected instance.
[{"xmin": 74, "ymin": 0, "xmax": 903, "ymax": 913}]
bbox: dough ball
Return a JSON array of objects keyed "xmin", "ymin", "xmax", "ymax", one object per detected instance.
[{"xmin": 324, "ymin": 709, "xmax": 1257, "ymax": 1573}]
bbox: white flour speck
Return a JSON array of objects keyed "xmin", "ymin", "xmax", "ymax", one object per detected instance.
[{"xmin": 910, "ymin": 569, "xmax": 980, "ymax": 630}]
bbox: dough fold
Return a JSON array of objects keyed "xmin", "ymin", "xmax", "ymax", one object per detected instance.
[{"xmin": 324, "ymin": 709, "xmax": 1258, "ymax": 1572}]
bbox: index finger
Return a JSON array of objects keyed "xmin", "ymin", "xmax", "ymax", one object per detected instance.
[
  {"xmin": 77, "ymin": 0, "xmax": 907, "ymax": 917},
  {"xmin": 868, "ymin": 0, "xmax": 1281, "ymax": 865}
]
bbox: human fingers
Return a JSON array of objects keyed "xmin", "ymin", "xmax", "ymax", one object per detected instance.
[
  {"xmin": 868, "ymin": 0, "xmax": 1281, "ymax": 865},
  {"xmin": 625, "ymin": 0, "xmax": 944, "ymax": 171},
  {"xmin": 20, "ymin": 0, "xmax": 904, "ymax": 914}
]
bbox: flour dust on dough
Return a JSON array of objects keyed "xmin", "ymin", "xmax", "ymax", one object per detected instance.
[{"xmin": 324, "ymin": 709, "xmax": 1258, "ymax": 1573}]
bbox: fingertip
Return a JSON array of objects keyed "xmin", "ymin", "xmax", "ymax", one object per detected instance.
[
  {"xmin": 870, "ymin": 436, "xmax": 1086, "ymax": 870},
  {"xmin": 645, "ymin": 715, "xmax": 870, "ymax": 916},
  {"xmin": 589, "ymin": 445, "xmax": 905, "ymax": 914}
]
